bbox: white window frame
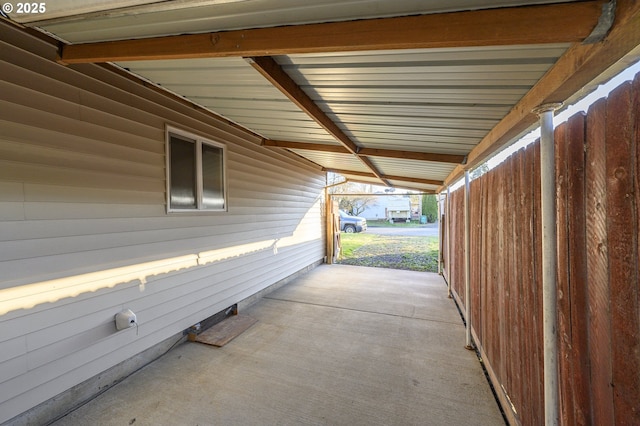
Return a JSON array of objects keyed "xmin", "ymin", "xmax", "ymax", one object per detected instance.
[{"xmin": 165, "ymin": 126, "xmax": 228, "ymax": 213}]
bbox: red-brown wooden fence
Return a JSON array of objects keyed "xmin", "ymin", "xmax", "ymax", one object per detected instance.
[{"xmin": 443, "ymin": 73, "xmax": 639, "ymax": 425}]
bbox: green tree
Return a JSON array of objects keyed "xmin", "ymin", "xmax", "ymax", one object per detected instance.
[{"xmin": 422, "ymin": 194, "xmax": 438, "ymax": 223}]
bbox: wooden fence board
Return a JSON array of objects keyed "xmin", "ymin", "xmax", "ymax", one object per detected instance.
[
  {"xmin": 470, "ymin": 177, "xmax": 483, "ymax": 341},
  {"xmin": 584, "ymin": 97, "xmax": 614, "ymax": 425},
  {"xmin": 530, "ymin": 142, "xmax": 544, "ymax": 426},
  {"xmin": 555, "ymin": 119, "xmax": 574, "ymax": 425},
  {"xmin": 445, "ymin": 71, "xmax": 640, "ymax": 426},
  {"xmin": 567, "ymin": 112, "xmax": 590, "ymax": 426},
  {"xmin": 557, "ymin": 113, "xmax": 592, "ymax": 426},
  {"xmin": 509, "ymin": 150, "xmax": 522, "ymax": 414},
  {"xmin": 487, "ymin": 167, "xmax": 501, "ymax": 376},
  {"xmin": 635, "ymin": 74, "xmax": 640, "ymax": 425},
  {"xmin": 480, "ymin": 171, "xmax": 491, "ymax": 349},
  {"xmin": 605, "ymin": 81, "xmax": 640, "ymax": 425},
  {"xmin": 515, "ymin": 147, "xmax": 532, "ymax": 420}
]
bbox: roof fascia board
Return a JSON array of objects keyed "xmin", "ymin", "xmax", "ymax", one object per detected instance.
[{"xmin": 57, "ymin": 1, "xmax": 604, "ymax": 64}]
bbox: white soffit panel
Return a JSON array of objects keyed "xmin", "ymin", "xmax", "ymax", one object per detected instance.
[
  {"xmin": 370, "ymin": 158, "xmax": 458, "ymax": 181},
  {"xmin": 289, "ymin": 150, "xmax": 368, "ymax": 173},
  {"xmin": 277, "ymin": 43, "xmax": 570, "ymax": 156},
  {"xmin": 116, "ymin": 57, "xmax": 335, "ymax": 143}
]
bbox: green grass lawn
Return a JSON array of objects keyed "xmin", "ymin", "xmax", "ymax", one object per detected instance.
[{"xmin": 338, "ymin": 233, "xmax": 439, "ymax": 272}]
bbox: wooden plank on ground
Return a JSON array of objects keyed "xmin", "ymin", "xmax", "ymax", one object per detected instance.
[{"xmin": 191, "ymin": 315, "xmax": 258, "ymax": 347}]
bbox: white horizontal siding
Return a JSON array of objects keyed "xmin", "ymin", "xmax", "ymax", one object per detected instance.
[{"xmin": 0, "ymin": 25, "xmax": 326, "ymax": 424}]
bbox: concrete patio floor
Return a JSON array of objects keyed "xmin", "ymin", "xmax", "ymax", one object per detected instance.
[{"xmin": 52, "ymin": 264, "xmax": 505, "ymax": 426}]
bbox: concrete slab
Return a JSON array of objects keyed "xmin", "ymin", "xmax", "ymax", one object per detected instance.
[{"xmin": 52, "ymin": 264, "xmax": 505, "ymax": 426}]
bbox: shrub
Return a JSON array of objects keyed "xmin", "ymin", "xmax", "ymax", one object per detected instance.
[{"xmin": 422, "ymin": 194, "xmax": 438, "ymax": 223}]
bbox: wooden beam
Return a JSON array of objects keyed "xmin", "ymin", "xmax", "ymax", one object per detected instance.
[
  {"xmin": 358, "ymin": 148, "xmax": 465, "ymax": 164},
  {"xmin": 58, "ymin": 1, "xmax": 603, "ymax": 64},
  {"xmin": 248, "ymin": 57, "xmax": 359, "ymax": 154},
  {"xmin": 263, "ymin": 139, "xmax": 466, "ymax": 164},
  {"xmin": 442, "ymin": 0, "xmax": 640, "ymax": 187},
  {"xmin": 358, "ymin": 155, "xmax": 392, "ymax": 186},
  {"xmin": 334, "ymin": 183, "xmax": 436, "ymax": 194},
  {"xmin": 325, "ymin": 168, "xmax": 443, "ymax": 187},
  {"xmin": 385, "ymin": 174, "xmax": 444, "ymax": 187},
  {"xmin": 325, "ymin": 169, "xmax": 379, "ymax": 179},
  {"xmin": 262, "ymin": 140, "xmax": 349, "ymax": 154},
  {"xmin": 248, "ymin": 57, "xmax": 392, "ymax": 185}
]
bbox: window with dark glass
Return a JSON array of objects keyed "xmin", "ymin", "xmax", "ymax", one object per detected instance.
[
  {"xmin": 169, "ymin": 135, "xmax": 197, "ymax": 210},
  {"xmin": 201, "ymin": 143, "xmax": 225, "ymax": 209},
  {"xmin": 167, "ymin": 129, "xmax": 226, "ymax": 212}
]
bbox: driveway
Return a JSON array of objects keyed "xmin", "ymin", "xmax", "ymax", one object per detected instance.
[
  {"xmin": 52, "ymin": 265, "xmax": 504, "ymax": 426},
  {"xmin": 366, "ymin": 222, "xmax": 439, "ymax": 237}
]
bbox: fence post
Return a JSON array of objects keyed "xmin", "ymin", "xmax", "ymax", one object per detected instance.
[
  {"xmin": 464, "ymin": 170, "xmax": 473, "ymax": 350},
  {"xmin": 446, "ymin": 186, "xmax": 452, "ymax": 298},
  {"xmin": 534, "ymin": 102, "xmax": 562, "ymax": 426},
  {"xmin": 437, "ymin": 192, "xmax": 442, "ymax": 275}
]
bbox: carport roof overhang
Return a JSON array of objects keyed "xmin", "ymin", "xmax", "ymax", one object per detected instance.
[{"xmin": 7, "ymin": 0, "xmax": 640, "ymax": 192}]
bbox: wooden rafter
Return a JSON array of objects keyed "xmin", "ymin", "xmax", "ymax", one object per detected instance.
[
  {"xmin": 263, "ymin": 139, "xmax": 466, "ymax": 164},
  {"xmin": 335, "ymin": 180, "xmax": 436, "ymax": 194},
  {"xmin": 359, "ymin": 148, "xmax": 465, "ymax": 164},
  {"xmin": 385, "ymin": 175, "xmax": 444, "ymax": 187},
  {"xmin": 263, "ymin": 140, "xmax": 348, "ymax": 154},
  {"xmin": 326, "ymin": 169, "xmax": 384, "ymax": 178},
  {"xmin": 247, "ymin": 56, "xmax": 392, "ymax": 185},
  {"xmin": 57, "ymin": 1, "xmax": 603, "ymax": 64},
  {"xmin": 325, "ymin": 168, "xmax": 443, "ymax": 187},
  {"xmin": 358, "ymin": 156, "xmax": 392, "ymax": 187},
  {"xmin": 247, "ymin": 57, "xmax": 358, "ymax": 154}
]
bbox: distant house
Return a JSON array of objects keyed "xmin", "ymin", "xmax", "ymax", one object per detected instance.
[
  {"xmin": 360, "ymin": 196, "xmax": 412, "ymax": 222},
  {"xmin": 385, "ymin": 197, "xmax": 412, "ymax": 222},
  {"xmin": 358, "ymin": 197, "xmax": 385, "ymax": 220}
]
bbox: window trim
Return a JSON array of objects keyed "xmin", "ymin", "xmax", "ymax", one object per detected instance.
[{"xmin": 165, "ymin": 126, "xmax": 228, "ymax": 213}]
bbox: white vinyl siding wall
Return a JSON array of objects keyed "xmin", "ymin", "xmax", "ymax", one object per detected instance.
[{"xmin": 0, "ymin": 25, "xmax": 325, "ymax": 423}]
